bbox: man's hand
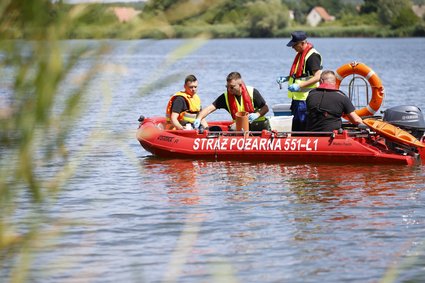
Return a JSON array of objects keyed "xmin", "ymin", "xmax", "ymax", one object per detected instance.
[
  {"xmin": 193, "ymin": 118, "xmax": 201, "ymax": 129},
  {"xmin": 288, "ymin": 84, "xmax": 300, "ymax": 92},
  {"xmin": 276, "ymin": 76, "xmax": 288, "ymax": 84},
  {"xmin": 276, "ymin": 76, "xmax": 288, "ymax": 89},
  {"xmin": 248, "ymin": 112, "xmax": 260, "ymax": 123}
]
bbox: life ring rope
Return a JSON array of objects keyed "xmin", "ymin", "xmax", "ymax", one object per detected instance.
[{"xmin": 335, "ymin": 62, "xmax": 384, "ymax": 117}]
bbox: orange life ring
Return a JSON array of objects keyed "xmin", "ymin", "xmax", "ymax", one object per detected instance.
[{"xmin": 335, "ymin": 62, "xmax": 385, "ymax": 117}]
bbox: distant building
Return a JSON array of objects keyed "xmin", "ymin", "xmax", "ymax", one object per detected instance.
[
  {"xmin": 306, "ymin": 6, "xmax": 335, "ymax": 27},
  {"xmin": 288, "ymin": 10, "xmax": 294, "ymax": 21},
  {"xmin": 112, "ymin": 7, "xmax": 141, "ymax": 23},
  {"xmin": 412, "ymin": 4, "xmax": 425, "ymax": 19}
]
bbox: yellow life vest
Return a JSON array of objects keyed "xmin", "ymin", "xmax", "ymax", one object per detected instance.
[
  {"xmin": 224, "ymin": 86, "xmax": 266, "ymax": 122},
  {"xmin": 166, "ymin": 91, "xmax": 201, "ymax": 123},
  {"xmin": 288, "ymin": 48, "xmax": 321, "ymax": 101}
]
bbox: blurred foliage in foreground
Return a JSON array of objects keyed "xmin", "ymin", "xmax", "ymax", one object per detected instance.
[
  {"xmin": 0, "ymin": 0, "xmax": 209, "ymax": 281},
  {"xmin": 0, "ymin": 0, "xmax": 104, "ymax": 281},
  {"xmin": 2, "ymin": 0, "xmax": 424, "ymax": 39}
]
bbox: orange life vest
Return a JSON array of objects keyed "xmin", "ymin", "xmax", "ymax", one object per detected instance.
[{"xmin": 165, "ymin": 91, "xmax": 201, "ymax": 124}]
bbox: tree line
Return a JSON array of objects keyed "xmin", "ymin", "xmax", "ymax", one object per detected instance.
[{"xmin": 1, "ymin": 0, "xmax": 424, "ymax": 39}]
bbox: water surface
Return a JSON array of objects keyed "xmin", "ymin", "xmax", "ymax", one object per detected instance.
[{"xmin": 2, "ymin": 38, "xmax": 425, "ymax": 283}]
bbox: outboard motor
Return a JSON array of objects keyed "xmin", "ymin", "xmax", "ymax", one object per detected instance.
[{"xmin": 383, "ymin": 105, "xmax": 425, "ymax": 140}]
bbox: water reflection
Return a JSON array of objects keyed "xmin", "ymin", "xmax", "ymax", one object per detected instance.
[
  {"xmin": 137, "ymin": 156, "xmax": 425, "ymax": 282},
  {"xmin": 277, "ymin": 165, "xmax": 424, "ymax": 244},
  {"xmin": 140, "ymin": 157, "xmax": 425, "ymax": 210},
  {"xmin": 140, "ymin": 158, "xmax": 277, "ymax": 204},
  {"xmin": 282, "ymin": 164, "xmax": 425, "ymax": 206},
  {"xmin": 140, "ymin": 157, "xmax": 204, "ymax": 205}
]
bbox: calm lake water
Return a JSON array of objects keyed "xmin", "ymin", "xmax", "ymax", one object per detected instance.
[{"xmin": 2, "ymin": 38, "xmax": 425, "ymax": 282}]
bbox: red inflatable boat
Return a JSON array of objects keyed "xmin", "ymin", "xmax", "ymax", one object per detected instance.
[
  {"xmin": 137, "ymin": 62, "xmax": 425, "ymax": 165},
  {"xmin": 136, "ymin": 116, "xmax": 425, "ymax": 165}
]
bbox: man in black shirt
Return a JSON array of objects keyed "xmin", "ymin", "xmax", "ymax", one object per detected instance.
[
  {"xmin": 194, "ymin": 72, "xmax": 270, "ymax": 131},
  {"xmin": 306, "ymin": 70, "xmax": 363, "ymax": 132},
  {"xmin": 165, "ymin": 74, "xmax": 207, "ymax": 130}
]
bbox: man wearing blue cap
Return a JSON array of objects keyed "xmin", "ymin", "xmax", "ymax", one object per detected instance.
[{"xmin": 278, "ymin": 31, "xmax": 322, "ymax": 131}]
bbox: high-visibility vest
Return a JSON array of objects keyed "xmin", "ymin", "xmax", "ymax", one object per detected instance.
[
  {"xmin": 288, "ymin": 48, "xmax": 321, "ymax": 101},
  {"xmin": 224, "ymin": 86, "xmax": 266, "ymax": 122}
]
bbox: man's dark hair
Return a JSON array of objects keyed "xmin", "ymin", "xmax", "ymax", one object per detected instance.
[
  {"xmin": 226, "ymin": 72, "xmax": 241, "ymax": 82},
  {"xmin": 185, "ymin": 74, "xmax": 197, "ymax": 84}
]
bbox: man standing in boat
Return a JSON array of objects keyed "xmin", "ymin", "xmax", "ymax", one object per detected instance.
[
  {"xmin": 306, "ymin": 70, "xmax": 364, "ymax": 131},
  {"xmin": 166, "ymin": 74, "xmax": 208, "ymax": 130},
  {"xmin": 277, "ymin": 31, "xmax": 322, "ymax": 131},
  {"xmin": 194, "ymin": 72, "xmax": 270, "ymax": 131}
]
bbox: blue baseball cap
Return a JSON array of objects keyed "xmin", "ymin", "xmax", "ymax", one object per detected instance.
[{"xmin": 287, "ymin": 31, "xmax": 307, "ymax": 47}]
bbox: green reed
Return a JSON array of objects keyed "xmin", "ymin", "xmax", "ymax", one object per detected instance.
[
  {"xmin": 0, "ymin": 1, "xmax": 101, "ymax": 282},
  {"xmin": 0, "ymin": 1, "xmax": 214, "ymax": 282}
]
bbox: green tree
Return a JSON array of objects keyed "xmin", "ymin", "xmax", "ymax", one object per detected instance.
[
  {"xmin": 360, "ymin": 0, "xmax": 379, "ymax": 14},
  {"xmin": 143, "ymin": 0, "xmax": 176, "ymax": 13},
  {"xmin": 244, "ymin": 0, "xmax": 289, "ymax": 37},
  {"xmin": 73, "ymin": 4, "xmax": 117, "ymax": 26},
  {"xmin": 377, "ymin": 0, "xmax": 419, "ymax": 28},
  {"xmin": 204, "ymin": 0, "xmax": 251, "ymax": 25},
  {"xmin": 1, "ymin": 0, "xmax": 59, "ymax": 38},
  {"xmin": 392, "ymin": 6, "xmax": 420, "ymax": 28}
]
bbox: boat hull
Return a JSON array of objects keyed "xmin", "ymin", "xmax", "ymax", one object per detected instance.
[{"xmin": 137, "ymin": 117, "xmax": 422, "ymax": 165}]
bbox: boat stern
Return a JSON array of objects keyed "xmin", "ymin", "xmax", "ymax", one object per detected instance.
[{"xmin": 418, "ymin": 145, "xmax": 425, "ymax": 164}]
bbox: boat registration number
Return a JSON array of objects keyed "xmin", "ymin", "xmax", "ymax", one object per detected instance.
[{"xmin": 193, "ymin": 137, "xmax": 319, "ymax": 151}]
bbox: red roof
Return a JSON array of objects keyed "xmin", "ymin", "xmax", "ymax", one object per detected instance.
[
  {"xmin": 112, "ymin": 7, "xmax": 141, "ymax": 23},
  {"xmin": 313, "ymin": 6, "xmax": 333, "ymax": 21}
]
